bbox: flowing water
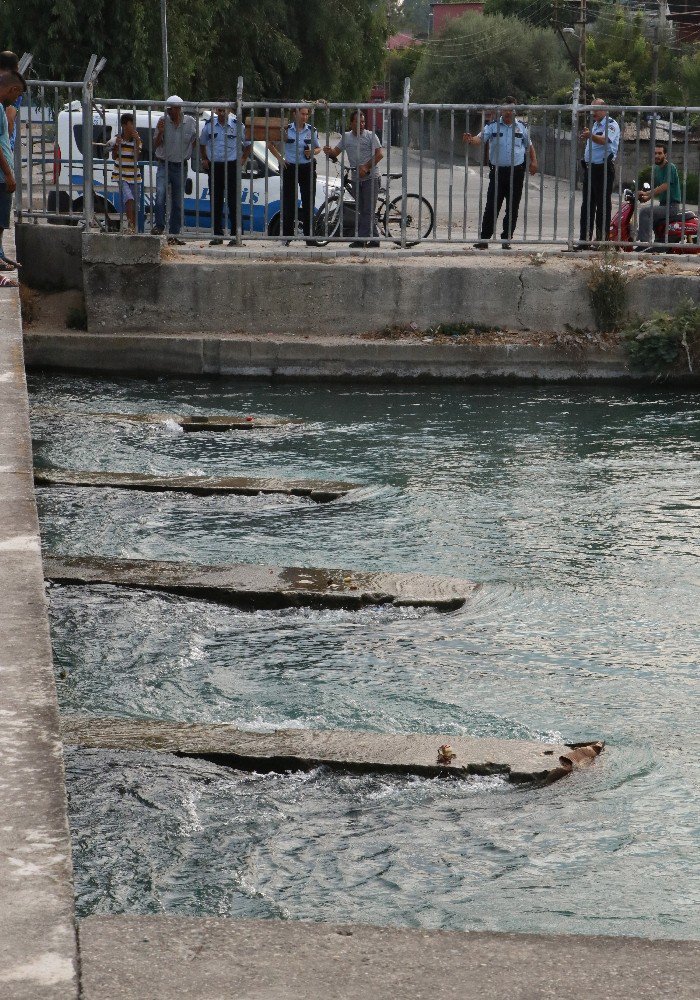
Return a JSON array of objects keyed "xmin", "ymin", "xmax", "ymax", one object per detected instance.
[{"xmin": 30, "ymin": 373, "xmax": 700, "ymax": 939}]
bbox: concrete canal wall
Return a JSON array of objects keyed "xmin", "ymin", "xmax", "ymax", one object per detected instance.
[
  {"xmin": 16, "ymin": 225, "xmax": 700, "ymax": 383},
  {"xmin": 0, "ymin": 229, "xmax": 78, "ymax": 998}
]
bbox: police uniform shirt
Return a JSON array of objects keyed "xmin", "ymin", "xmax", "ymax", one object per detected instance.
[
  {"xmin": 199, "ymin": 114, "xmax": 250, "ymax": 163},
  {"xmin": 481, "ymin": 117, "xmax": 530, "ymax": 167},
  {"xmin": 284, "ymin": 120, "xmax": 320, "ymax": 165},
  {"xmin": 584, "ymin": 115, "xmax": 620, "ymax": 164}
]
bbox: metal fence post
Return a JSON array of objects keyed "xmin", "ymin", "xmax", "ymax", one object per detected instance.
[
  {"xmin": 236, "ymin": 75, "xmax": 243, "ymax": 246},
  {"xmin": 13, "ymin": 54, "xmax": 32, "ymax": 222},
  {"xmin": 401, "ymin": 77, "xmax": 411, "ymax": 249},
  {"xmin": 80, "ymin": 54, "xmax": 106, "ymax": 230},
  {"xmin": 567, "ymin": 78, "xmax": 581, "ymax": 250}
]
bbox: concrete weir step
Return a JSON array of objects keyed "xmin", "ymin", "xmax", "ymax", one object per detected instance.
[
  {"xmin": 34, "ymin": 468, "xmax": 359, "ymax": 502},
  {"xmin": 77, "ymin": 916, "xmax": 700, "ymax": 1000},
  {"xmin": 60, "ymin": 716, "xmax": 605, "ymax": 784},
  {"xmin": 43, "ymin": 555, "xmax": 474, "ymax": 610},
  {"xmin": 35, "ymin": 408, "xmax": 301, "ymax": 431}
]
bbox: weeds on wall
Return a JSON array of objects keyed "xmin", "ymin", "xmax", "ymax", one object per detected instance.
[
  {"xmin": 588, "ymin": 252, "xmax": 628, "ymax": 332},
  {"xmin": 623, "ymin": 298, "xmax": 700, "ymax": 375}
]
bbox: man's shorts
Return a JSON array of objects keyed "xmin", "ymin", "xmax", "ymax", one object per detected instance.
[
  {"xmin": 0, "ymin": 181, "xmax": 12, "ymax": 230},
  {"xmin": 119, "ymin": 180, "xmax": 139, "ymax": 204}
]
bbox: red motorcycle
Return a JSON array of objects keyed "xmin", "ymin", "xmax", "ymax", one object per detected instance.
[{"xmin": 609, "ymin": 183, "xmax": 699, "ymax": 254}]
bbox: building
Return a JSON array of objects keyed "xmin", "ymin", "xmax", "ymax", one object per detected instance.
[{"xmin": 430, "ymin": 2, "xmax": 484, "ymax": 35}]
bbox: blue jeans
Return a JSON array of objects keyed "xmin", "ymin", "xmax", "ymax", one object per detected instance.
[{"xmin": 155, "ymin": 161, "xmax": 184, "ymax": 234}]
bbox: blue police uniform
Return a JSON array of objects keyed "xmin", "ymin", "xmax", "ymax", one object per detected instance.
[
  {"xmin": 199, "ymin": 114, "xmax": 251, "ymax": 240},
  {"xmin": 283, "ymin": 120, "xmax": 320, "ymax": 164},
  {"xmin": 479, "ymin": 116, "xmax": 532, "ymax": 242},
  {"xmin": 199, "ymin": 114, "xmax": 250, "ymax": 162},
  {"xmin": 281, "ymin": 119, "xmax": 320, "ymax": 240},
  {"xmin": 580, "ymin": 114, "xmax": 619, "ymax": 243}
]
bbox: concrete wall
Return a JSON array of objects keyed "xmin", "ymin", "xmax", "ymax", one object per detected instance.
[
  {"xmin": 15, "ymin": 224, "xmax": 83, "ymax": 292},
  {"xmin": 79, "ymin": 243, "xmax": 700, "ymax": 339},
  {"xmin": 0, "ymin": 227, "xmax": 78, "ymax": 997}
]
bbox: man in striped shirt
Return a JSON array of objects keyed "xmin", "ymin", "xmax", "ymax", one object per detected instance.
[{"xmin": 109, "ymin": 114, "xmax": 143, "ymax": 233}]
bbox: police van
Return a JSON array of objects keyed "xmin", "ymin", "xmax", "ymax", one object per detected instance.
[{"xmin": 49, "ymin": 102, "xmax": 337, "ymax": 234}]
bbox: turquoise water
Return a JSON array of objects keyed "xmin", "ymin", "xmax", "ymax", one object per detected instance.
[{"xmin": 30, "ymin": 374, "xmax": 700, "ymax": 938}]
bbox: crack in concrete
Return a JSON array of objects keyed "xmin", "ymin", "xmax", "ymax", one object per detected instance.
[{"xmin": 516, "ymin": 268, "xmax": 527, "ymax": 329}]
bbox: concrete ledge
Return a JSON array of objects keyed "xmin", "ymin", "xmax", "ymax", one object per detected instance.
[
  {"xmin": 60, "ymin": 716, "xmax": 604, "ymax": 784},
  {"xmin": 43, "ymin": 555, "xmax": 475, "ymax": 611},
  {"xmin": 35, "ymin": 470, "xmax": 360, "ymax": 502},
  {"xmin": 24, "ymin": 330, "xmax": 648, "ymax": 382},
  {"xmin": 0, "ymin": 226, "xmax": 78, "ymax": 997},
  {"xmin": 15, "ymin": 223, "xmax": 83, "ymax": 292},
  {"xmin": 81, "ymin": 232, "xmax": 161, "ymax": 266},
  {"xmin": 78, "ymin": 916, "xmax": 700, "ymax": 1000}
]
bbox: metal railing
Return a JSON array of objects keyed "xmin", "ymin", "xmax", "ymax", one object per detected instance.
[{"xmin": 14, "ymin": 65, "xmax": 700, "ymax": 253}]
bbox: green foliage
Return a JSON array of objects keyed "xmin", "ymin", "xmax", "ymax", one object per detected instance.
[
  {"xmin": 587, "ymin": 252, "xmax": 628, "ymax": 332},
  {"xmin": 411, "ymin": 12, "xmax": 571, "ymax": 104},
  {"xmin": 387, "ymin": 45, "xmax": 423, "ymax": 101},
  {"xmin": 679, "ymin": 48, "xmax": 700, "ymax": 106},
  {"xmin": 623, "ymin": 299, "xmax": 700, "ymax": 374},
  {"xmin": 0, "ymin": 0, "xmax": 386, "ymax": 101},
  {"xmin": 586, "ymin": 9, "xmax": 681, "ymax": 105}
]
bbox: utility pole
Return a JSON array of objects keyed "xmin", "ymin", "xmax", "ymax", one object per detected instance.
[
  {"xmin": 161, "ymin": 0, "xmax": 169, "ymax": 100},
  {"xmin": 578, "ymin": 0, "xmax": 587, "ymax": 105}
]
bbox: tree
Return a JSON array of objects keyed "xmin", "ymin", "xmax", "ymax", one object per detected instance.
[
  {"xmin": 679, "ymin": 48, "xmax": 700, "ymax": 106},
  {"xmin": 411, "ymin": 12, "xmax": 571, "ymax": 104},
  {"xmin": 0, "ymin": 0, "xmax": 386, "ymax": 101}
]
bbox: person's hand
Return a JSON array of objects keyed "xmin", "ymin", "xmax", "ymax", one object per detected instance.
[
  {"xmin": 201, "ymin": 156, "xmax": 209, "ymax": 170},
  {"xmin": 359, "ymin": 164, "xmax": 369, "ymax": 178},
  {"xmin": 463, "ymin": 132, "xmax": 473, "ymax": 145},
  {"xmin": 304, "ymin": 147, "xmax": 311, "ymax": 160},
  {"xmin": 529, "ymin": 162, "xmax": 538, "ymax": 176},
  {"xmin": 322, "ymin": 145, "xmax": 333, "ymax": 155},
  {"xmin": 579, "ymin": 128, "xmax": 590, "ymax": 141},
  {"xmin": 3, "ymin": 172, "xmax": 16, "ymax": 194},
  {"xmin": 113, "ymin": 135, "xmax": 122, "ymax": 148},
  {"xmin": 156, "ymin": 117, "xmax": 165, "ymax": 132}
]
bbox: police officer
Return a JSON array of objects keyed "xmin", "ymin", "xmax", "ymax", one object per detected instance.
[
  {"xmin": 463, "ymin": 97, "xmax": 538, "ymax": 249},
  {"xmin": 199, "ymin": 102, "xmax": 251, "ymax": 246},
  {"xmin": 271, "ymin": 105, "xmax": 321, "ymax": 245},
  {"xmin": 579, "ymin": 98, "xmax": 620, "ymax": 247}
]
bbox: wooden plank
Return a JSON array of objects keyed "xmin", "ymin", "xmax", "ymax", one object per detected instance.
[{"xmin": 60, "ymin": 715, "xmax": 605, "ymax": 784}]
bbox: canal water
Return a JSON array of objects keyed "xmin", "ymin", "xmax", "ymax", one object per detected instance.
[{"xmin": 29, "ymin": 373, "xmax": 700, "ymax": 939}]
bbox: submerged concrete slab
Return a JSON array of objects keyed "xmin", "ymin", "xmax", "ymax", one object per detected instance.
[
  {"xmin": 60, "ymin": 716, "xmax": 604, "ymax": 784},
  {"xmin": 35, "ymin": 469, "xmax": 358, "ymax": 502},
  {"xmin": 78, "ymin": 916, "xmax": 700, "ymax": 1000},
  {"xmin": 0, "ymin": 226, "xmax": 78, "ymax": 996},
  {"xmin": 43, "ymin": 555, "xmax": 473, "ymax": 611},
  {"xmin": 33, "ymin": 409, "xmax": 302, "ymax": 431}
]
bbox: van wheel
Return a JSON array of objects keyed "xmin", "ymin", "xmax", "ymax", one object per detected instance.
[{"xmin": 47, "ymin": 190, "xmax": 79, "ymax": 225}]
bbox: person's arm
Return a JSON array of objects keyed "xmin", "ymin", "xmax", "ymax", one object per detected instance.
[
  {"xmin": 154, "ymin": 116, "xmax": 165, "ymax": 150},
  {"xmin": 463, "ymin": 130, "xmax": 483, "ymax": 146},
  {"xmin": 528, "ymin": 141, "xmax": 538, "ymax": 176},
  {"xmin": 241, "ymin": 139, "xmax": 251, "ymax": 166},
  {"xmin": 359, "ymin": 147, "xmax": 383, "ymax": 179},
  {"xmin": 0, "ymin": 147, "xmax": 15, "ymax": 193},
  {"xmin": 5, "ymin": 105, "xmax": 16, "ymax": 133},
  {"xmin": 322, "ymin": 144, "xmax": 341, "ymax": 161}
]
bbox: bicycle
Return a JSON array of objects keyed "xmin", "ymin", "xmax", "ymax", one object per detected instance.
[{"xmin": 313, "ymin": 167, "xmax": 434, "ymax": 247}]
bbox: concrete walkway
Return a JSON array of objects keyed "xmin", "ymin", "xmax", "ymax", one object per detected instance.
[{"xmin": 0, "ymin": 226, "xmax": 78, "ymax": 997}]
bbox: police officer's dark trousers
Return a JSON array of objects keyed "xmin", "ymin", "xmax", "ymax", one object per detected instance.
[
  {"xmin": 480, "ymin": 163, "xmax": 525, "ymax": 240},
  {"xmin": 579, "ymin": 156, "xmax": 615, "ymax": 242},
  {"xmin": 282, "ymin": 161, "xmax": 316, "ymax": 238},
  {"xmin": 209, "ymin": 161, "xmax": 240, "ymax": 236}
]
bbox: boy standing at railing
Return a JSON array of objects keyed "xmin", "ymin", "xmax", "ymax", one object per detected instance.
[{"xmin": 109, "ymin": 114, "xmax": 142, "ymax": 233}]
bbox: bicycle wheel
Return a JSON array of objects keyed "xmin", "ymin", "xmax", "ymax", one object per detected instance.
[
  {"xmin": 383, "ymin": 194, "xmax": 434, "ymax": 245},
  {"xmin": 313, "ymin": 196, "xmax": 343, "ymax": 246}
]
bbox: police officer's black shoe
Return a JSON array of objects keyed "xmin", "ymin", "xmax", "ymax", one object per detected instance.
[
  {"xmin": 209, "ymin": 238, "xmax": 223, "ymax": 246},
  {"xmin": 349, "ymin": 241, "xmax": 366, "ymax": 248}
]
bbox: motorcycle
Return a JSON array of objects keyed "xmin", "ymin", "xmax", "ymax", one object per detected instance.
[{"xmin": 608, "ymin": 182, "xmax": 699, "ymax": 254}]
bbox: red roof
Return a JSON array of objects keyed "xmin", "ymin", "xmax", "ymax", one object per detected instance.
[{"xmin": 387, "ymin": 32, "xmax": 421, "ymax": 50}]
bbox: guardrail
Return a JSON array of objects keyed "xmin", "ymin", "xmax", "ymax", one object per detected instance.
[{"xmin": 14, "ymin": 70, "xmax": 700, "ymax": 253}]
